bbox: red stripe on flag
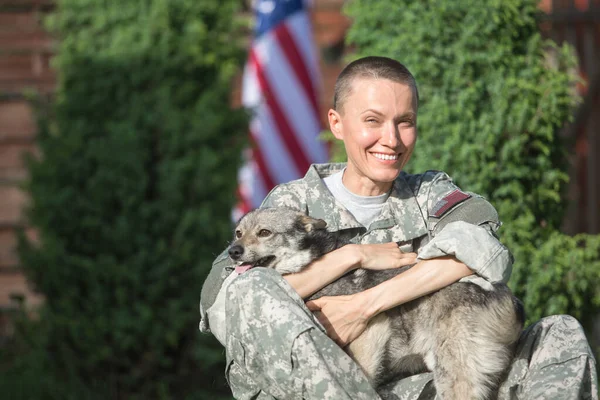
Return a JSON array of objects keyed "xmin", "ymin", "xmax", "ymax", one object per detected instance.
[
  {"xmin": 249, "ymin": 49, "xmax": 311, "ymax": 175},
  {"xmin": 249, "ymin": 130, "xmax": 276, "ymax": 190},
  {"xmin": 274, "ymin": 24, "xmax": 321, "ymax": 122}
]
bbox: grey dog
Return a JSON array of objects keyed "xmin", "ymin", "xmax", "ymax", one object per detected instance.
[{"xmin": 228, "ymin": 207, "xmax": 525, "ymax": 399}]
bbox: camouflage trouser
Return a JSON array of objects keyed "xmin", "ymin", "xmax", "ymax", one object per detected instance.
[{"xmin": 224, "ymin": 268, "xmax": 598, "ymax": 400}]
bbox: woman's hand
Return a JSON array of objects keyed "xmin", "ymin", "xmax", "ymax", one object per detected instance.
[
  {"xmin": 305, "ymin": 294, "xmax": 371, "ymax": 347},
  {"xmin": 353, "ymin": 242, "xmax": 417, "ymax": 270},
  {"xmin": 303, "ymin": 243, "xmax": 416, "ymax": 346}
]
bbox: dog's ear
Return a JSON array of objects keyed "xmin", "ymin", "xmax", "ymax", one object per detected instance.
[{"xmin": 298, "ymin": 215, "xmax": 327, "ymax": 232}]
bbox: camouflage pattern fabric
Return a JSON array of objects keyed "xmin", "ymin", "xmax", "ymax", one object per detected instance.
[
  {"xmin": 200, "ymin": 163, "xmax": 598, "ymax": 399},
  {"xmin": 225, "ymin": 268, "xmax": 380, "ymax": 399},
  {"xmin": 225, "ymin": 268, "xmax": 597, "ymax": 400}
]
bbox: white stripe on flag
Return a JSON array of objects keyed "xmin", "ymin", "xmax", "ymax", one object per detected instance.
[
  {"xmin": 251, "ymin": 108, "xmax": 301, "ymax": 182},
  {"xmin": 241, "ymin": 61, "xmax": 261, "ymax": 109}
]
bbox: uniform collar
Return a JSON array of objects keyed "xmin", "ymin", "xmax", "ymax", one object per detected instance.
[
  {"xmin": 303, "ymin": 163, "xmax": 428, "ymax": 237},
  {"xmin": 303, "ymin": 163, "xmax": 355, "ymax": 231}
]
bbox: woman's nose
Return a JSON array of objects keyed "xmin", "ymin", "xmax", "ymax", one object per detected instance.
[{"xmin": 383, "ymin": 123, "xmax": 400, "ymax": 148}]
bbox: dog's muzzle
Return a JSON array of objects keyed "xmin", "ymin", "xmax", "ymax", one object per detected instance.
[
  {"xmin": 229, "ymin": 245, "xmax": 244, "ymax": 260},
  {"xmin": 228, "ymin": 245, "xmax": 253, "ymax": 274}
]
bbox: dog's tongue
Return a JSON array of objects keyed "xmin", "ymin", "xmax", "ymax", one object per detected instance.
[{"xmin": 235, "ymin": 263, "xmax": 253, "ymax": 274}]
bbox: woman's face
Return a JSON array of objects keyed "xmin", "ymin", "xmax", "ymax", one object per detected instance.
[{"xmin": 328, "ymin": 77, "xmax": 418, "ymax": 196}]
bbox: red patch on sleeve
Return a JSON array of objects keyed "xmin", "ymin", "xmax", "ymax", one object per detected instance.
[{"xmin": 431, "ymin": 190, "xmax": 471, "ymax": 218}]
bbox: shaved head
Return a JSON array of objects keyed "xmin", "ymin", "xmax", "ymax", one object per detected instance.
[{"xmin": 333, "ymin": 56, "xmax": 419, "ymax": 114}]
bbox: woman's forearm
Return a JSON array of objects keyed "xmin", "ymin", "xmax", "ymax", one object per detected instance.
[
  {"xmin": 283, "ymin": 245, "xmax": 360, "ymax": 299},
  {"xmin": 360, "ymin": 256, "xmax": 473, "ymax": 319}
]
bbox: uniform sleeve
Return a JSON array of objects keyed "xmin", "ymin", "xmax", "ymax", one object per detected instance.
[
  {"xmin": 416, "ymin": 172, "xmax": 513, "ymax": 284},
  {"xmin": 199, "ymin": 249, "xmax": 233, "ymax": 334},
  {"xmin": 259, "ymin": 182, "xmax": 306, "ymax": 210},
  {"xmin": 199, "ymin": 184, "xmax": 305, "ymax": 335}
]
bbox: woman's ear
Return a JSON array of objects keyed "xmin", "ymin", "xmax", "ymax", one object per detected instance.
[{"xmin": 328, "ymin": 109, "xmax": 344, "ymax": 140}]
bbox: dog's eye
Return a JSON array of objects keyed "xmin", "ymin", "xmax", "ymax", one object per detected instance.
[
  {"xmin": 258, "ymin": 229, "xmax": 272, "ymax": 237},
  {"xmin": 235, "ymin": 230, "xmax": 242, "ymax": 239}
]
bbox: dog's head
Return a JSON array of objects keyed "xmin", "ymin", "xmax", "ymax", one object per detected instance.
[{"xmin": 229, "ymin": 208, "xmax": 330, "ymax": 275}]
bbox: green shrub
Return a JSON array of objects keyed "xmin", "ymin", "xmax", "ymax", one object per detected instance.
[
  {"xmin": 3, "ymin": 0, "xmax": 247, "ymax": 398},
  {"xmin": 341, "ymin": 0, "xmax": 600, "ymax": 330}
]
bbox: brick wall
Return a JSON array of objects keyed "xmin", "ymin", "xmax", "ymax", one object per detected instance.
[{"xmin": 0, "ymin": 0, "xmax": 55, "ymax": 323}]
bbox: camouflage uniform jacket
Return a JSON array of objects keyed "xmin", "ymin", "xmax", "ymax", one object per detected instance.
[{"xmin": 200, "ymin": 163, "xmax": 513, "ymax": 342}]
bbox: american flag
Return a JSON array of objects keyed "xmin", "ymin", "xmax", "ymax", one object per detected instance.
[{"xmin": 234, "ymin": 0, "xmax": 328, "ymax": 221}]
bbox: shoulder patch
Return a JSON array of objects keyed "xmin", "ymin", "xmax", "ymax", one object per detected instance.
[{"xmin": 431, "ymin": 189, "xmax": 471, "ymax": 218}]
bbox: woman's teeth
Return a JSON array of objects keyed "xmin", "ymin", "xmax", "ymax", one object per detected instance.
[{"xmin": 373, "ymin": 153, "xmax": 398, "ymax": 160}]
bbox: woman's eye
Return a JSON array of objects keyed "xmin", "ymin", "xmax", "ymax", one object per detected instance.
[
  {"xmin": 258, "ymin": 229, "xmax": 272, "ymax": 237},
  {"xmin": 235, "ymin": 230, "xmax": 242, "ymax": 239}
]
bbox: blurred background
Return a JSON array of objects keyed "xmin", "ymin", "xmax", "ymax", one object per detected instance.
[{"xmin": 0, "ymin": 0, "xmax": 598, "ymax": 399}]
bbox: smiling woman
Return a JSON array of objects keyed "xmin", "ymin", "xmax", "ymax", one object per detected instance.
[
  {"xmin": 328, "ymin": 58, "xmax": 419, "ymax": 196},
  {"xmin": 328, "ymin": 78, "xmax": 417, "ymax": 196},
  {"xmin": 200, "ymin": 56, "xmax": 598, "ymax": 400}
]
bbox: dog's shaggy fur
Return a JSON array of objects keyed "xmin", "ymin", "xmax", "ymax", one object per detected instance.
[{"xmin": 229, "ymin": 207, "xmax": 525, "ymax": 399}]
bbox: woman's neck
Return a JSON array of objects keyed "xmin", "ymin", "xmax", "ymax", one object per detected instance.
[{"xmin": 341, "ymin": 168, "xmax": 393, "ymax": 197}]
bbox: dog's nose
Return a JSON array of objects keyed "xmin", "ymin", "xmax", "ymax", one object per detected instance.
[{"xmin": 228, "ymin": 245, "xmax": 244, "ymax": 260}]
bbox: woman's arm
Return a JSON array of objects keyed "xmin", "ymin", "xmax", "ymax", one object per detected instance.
[
  {"xmin": 283, "ymin": 245, "xmax": 360, "ymax": 298},
  {"xmin": 306, "ymin": 256, "xmax": 472, "ymax": 346},
  {"xmin": 360, "ymin": 256, "xmax": 472, "ymax": 317},
  {"xmin": 284, "ymin": 242, "xmax": 418, "ymax": 299}
]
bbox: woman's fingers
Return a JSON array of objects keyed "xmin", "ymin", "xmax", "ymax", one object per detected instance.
[
  {"xmin": 305, "ymin": 294, "xmax": 369, "ymax": 347},
  {"xmin": 399, "ymin": 252, "xmax": 418, "ymax": 265},
  {"xmin": 305, "ymin": 298, "xmax": 323, "ymax": 311},
  {"xmin": 359, "ymin": 242, "xmax": 418, "ymax": 270}
]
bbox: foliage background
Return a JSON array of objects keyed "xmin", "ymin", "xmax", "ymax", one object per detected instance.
[
  {"xmin": 1, "ymin": 0, "xmax": 598, "ymax": 398},
  {"xmin": 0, "ymin": 0, "xmax": 246, "ymax": 398},
  {"xmin": 334, "ymin": 0, "xmax": 600, "ymax": 339}
]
